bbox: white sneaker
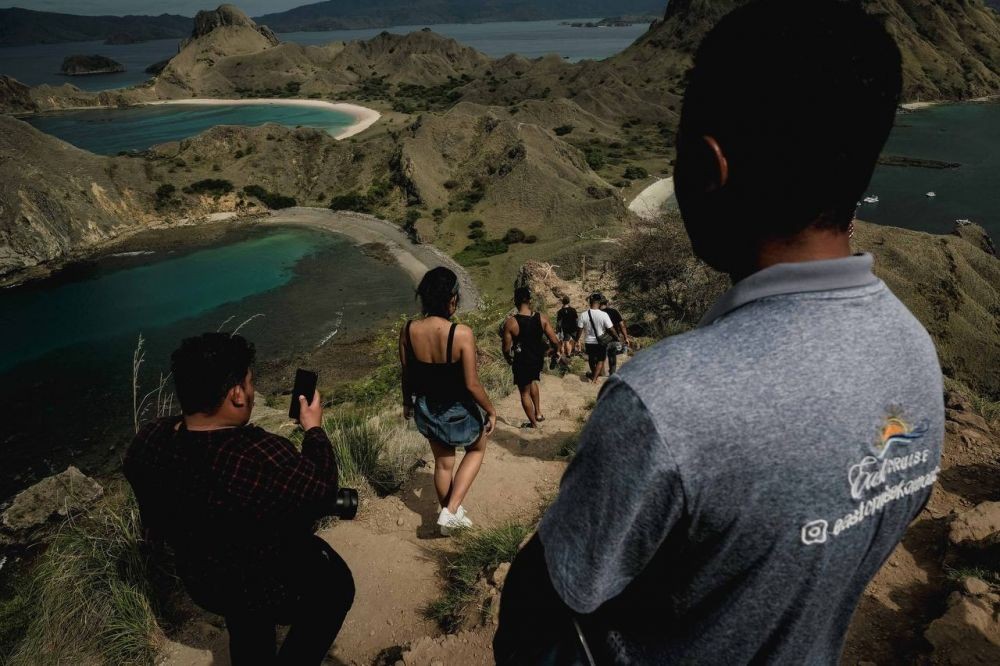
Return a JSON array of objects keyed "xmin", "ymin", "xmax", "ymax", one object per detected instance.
[{"xmin": 438, "ymin": 507, "xmax": 473, "ymax": 536}]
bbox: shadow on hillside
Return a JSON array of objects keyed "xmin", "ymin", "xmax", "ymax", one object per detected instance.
[
  {"xmin": 489, "ymin": 427, "xmax": 571, "ymax": 461},
  {"xmin": 938, "ymin": 461, "xmax": 1000, "ymax": 504}
]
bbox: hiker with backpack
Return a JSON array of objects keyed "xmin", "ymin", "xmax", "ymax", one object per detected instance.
[
  {"xmin": 555, "ymin": 296, "xmax": 579, "ymax": 358},
  {"xmin": 502, "ymin": 286, "xmax": 560, "ymax": 429},
  {"xmin": 576, "ymin": 293, "xmax": 616, "ymax": 384}
]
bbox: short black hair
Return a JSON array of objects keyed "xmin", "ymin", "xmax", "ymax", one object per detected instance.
[
  {"xmin": 677, "ymin": 0, "xmax": 902, "ymax": 237},
  {"xmin": 561, "ymin": 295, "xmax": 570, "ymax": 305},
  {"xmin": 416, "ymin": 266, "xmax": 460, "ymax": 318},
  {"xmin": 171, "ymin": 332, "xmax": 256, "ymax": 415},
  {"xmin": 589, "ymin": 292, "xmax": 603, "ymax": 306},
  {"xmin": 514, "ymin": 286, "xmax": 532, "ymax": 306}
]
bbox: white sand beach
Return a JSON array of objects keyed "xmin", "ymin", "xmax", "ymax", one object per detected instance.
[
  {"xmin": 628, "ymin": 176, "xmax": 675, "ymax": 221},
  {"xmin": 143, "ymin": 98, "xmax": 381, "ymax": 139}
]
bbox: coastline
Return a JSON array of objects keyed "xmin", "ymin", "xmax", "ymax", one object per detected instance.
[
  {"xmin": 142, "ymin": 98, "xmax": 382, "ymax": 139},
  {"xmin": 263, "ymin": 207, "xmax": 481, "ymax": 311},
  {"xmin": 628, "ymin": 176, "xmax": 675, "ymax": 221}
]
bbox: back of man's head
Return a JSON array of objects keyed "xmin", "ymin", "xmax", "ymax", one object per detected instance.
[
  {"xmin": 171, "ymin": 332, "xmax": 256, "ymax": 415},
  {"xmin": 562, "ymin": 295, "xmax": 571, "ymax": 306},
  {"xmin": 514, "ymin": 286, "xmax": 532, "ymax": 306},
  {"xmin": 675, "ymin": 0, "xmax": 902, "ymax": 271}
]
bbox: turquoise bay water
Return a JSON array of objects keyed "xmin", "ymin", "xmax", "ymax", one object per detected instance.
[
  {"xmin": 22, "ymin": 103, "xmax": 355, "ymax": 154},
  {"xmin": 0, "ymin": 225, "xmax": 415, "ymax": 499},
  {"xmin": 0, "ymin": 18, "xmax": 647, "ymax": 91},
  {"xmin": 862, "ymin": 103, "xmax": 1000, "ymax": 239}
]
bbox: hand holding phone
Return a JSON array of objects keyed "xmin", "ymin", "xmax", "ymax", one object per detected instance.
[{"xmin": 289, "ymin": 369, "xmax": 320, "ymax": 428}]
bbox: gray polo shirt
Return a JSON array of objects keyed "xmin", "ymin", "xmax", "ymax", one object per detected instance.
[{"xmin": 539, "ymin": 254, "xmax": 943, "ymax": 664}]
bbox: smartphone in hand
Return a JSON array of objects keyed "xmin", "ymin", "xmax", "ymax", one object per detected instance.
[{"xmin": 289, "ymin": 369, "xmax": 318, "ymax": 420}]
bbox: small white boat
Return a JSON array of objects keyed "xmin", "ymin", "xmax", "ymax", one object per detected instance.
[
  {"xmin": 862, "ymin": 195, "xmax": 880, "ymax": 204},
  {"xmin": 956, "ymin": 218, "xmax": 972, "ymax": 225},
  {"xmin": 926, "ymin": 191, "xmax": 936, "ymax": 197}
]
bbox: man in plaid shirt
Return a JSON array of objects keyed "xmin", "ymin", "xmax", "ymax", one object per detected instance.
[{"xmin": 125, "ymin": 332, "xmax": 353, "ymax": 665}]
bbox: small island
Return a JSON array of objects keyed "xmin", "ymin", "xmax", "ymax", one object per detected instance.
[
  {"xmin": 59, "ymin": 55, "xmax": 126, "ymax": 76},
  {"xmin": 878, "ymin": 154, "xmax": 961, "ymax": 169},
  {"xmin": 564, "ymin": 16, "xmax": 657, "ymax": 28}
]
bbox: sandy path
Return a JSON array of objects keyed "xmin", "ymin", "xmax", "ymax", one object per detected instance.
[
  {"xmin": 159, "ymin": 371, "xmax": 599, "ymax": 665},
  {"xmin": 265, "ymin": 207, "xmax": 481, "ymax": 312},
  {"xmin": 143, "ymin": 98, "xmax": 381, "ymax": 139},
  {"xmin": 628, "ymin": 176, "xmax": 675, "ymax": 221}
]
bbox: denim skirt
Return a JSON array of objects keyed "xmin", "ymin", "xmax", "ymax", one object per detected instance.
[{"xmin": 414, "ymin": 396, "xmax": 484, "ymax": 448}]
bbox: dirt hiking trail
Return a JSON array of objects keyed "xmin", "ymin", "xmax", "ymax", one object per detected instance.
[{"xmin": 159, "ymin": 370, "xmax": 599, "ymax": 666}]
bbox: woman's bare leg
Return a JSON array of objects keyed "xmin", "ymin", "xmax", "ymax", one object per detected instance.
[
  {"xmin": 446, "ymin": 435, "xmax": 487, "ymax": 514},
  {"xmin": 428, "ymin": 439, "xmax": 456, "ymax": 508},
  {"xmin": 518, "ymin": 384, "xmax": 537, "ymax": 426}
]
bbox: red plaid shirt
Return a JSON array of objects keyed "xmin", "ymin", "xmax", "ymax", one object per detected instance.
[{"xmin": 124, "ymin": 416, "xmax": 339, "ymax": 611}]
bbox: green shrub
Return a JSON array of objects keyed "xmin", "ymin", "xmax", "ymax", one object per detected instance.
[
  {"xmin": 154, "ymin": 183, "xmax": 175, "ymax": 203},
  {"xmin": 468, "ymin": 228, "xmax": 485, "ymax": 240},
  {"xmin": 585, "ymin": 148, "xmax": 606, "ymax": 171},
  {"xmin": 623, "ymin": 165, "xmax": 650, "ymax": 180},
  {"xmin": 242, "ymin": 185, "xmax": 296, "ymax": 210},
  {"xmin": 454, "ymin": 238, "xmax": 509, "ymax": 266},
  {"xmin": 553, "ymin": 124, "xmax": 574, "ymax": 136},
  {"xmin": 468, "ymin": 220, "xmax": 484, "ymax": 229},
  {"xmin": 502, "ymin": 228, "xmax": 526, "ymax": 244},
  {"xmin": 329, "ymin": 191, "xmax": 372, "ymax": 213},
  {"xmin": 524, "ymin": 235, "xmax": 538, "ymax": 244},
  {"xmin": 188, "ymin": 178, "xmax": 233, "ymax": 195},
  {"xmin": 443, "ymin": 179, "xmax": 460, "ymax": 190}
]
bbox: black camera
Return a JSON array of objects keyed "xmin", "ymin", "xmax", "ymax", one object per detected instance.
[{"xmin": 334, "ymin": 487, "xmax": 359, "ymax": 520}]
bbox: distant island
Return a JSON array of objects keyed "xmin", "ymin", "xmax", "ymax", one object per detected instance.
[
  {"xmin": 59, "ymin": 55, "xmax": 126, "ymax": 76},
  {"xmin": 0, "ymin": 7, "xmax": 191, "ymax": 47},
  {"xmin": 564, "ymin": 16, "xmax": 659, "ymax": 27}
]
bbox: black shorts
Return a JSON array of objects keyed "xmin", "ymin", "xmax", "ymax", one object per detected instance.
[
  {"xmin": 512, "ymin": 356, "xmax": 544, "ymax": 387},
  {"xmin": 586, "ymin": 343, "xmax": 607, "ymax": 365}
]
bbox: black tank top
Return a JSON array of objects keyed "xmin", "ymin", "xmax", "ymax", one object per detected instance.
[
  {"xmin": 514, "ymin": 312, "xmax": 545, "ymax": 360},
  {"xmin": 405, "ymin": 321, "xmax": 469, "ymax": 404}
]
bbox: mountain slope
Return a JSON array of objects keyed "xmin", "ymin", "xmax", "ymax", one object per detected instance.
[
  {"xmin": 256, "ymin": 0, "xmax": 664, "ymax": 32},
  {"xmin": 0, "ymin": 7, "xmax": 191, "ymax": 47}
]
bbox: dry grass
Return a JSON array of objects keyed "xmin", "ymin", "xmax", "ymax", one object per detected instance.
[{"xmin": 10, "ymin": 485, "xmax": 170, "ymax": 666}]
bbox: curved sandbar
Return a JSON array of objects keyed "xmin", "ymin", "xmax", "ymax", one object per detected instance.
[
  {"xmin": 628, "ymin": 176, "xmax": 675, "ymax": 221},
  {"xmin": 143, "ymin": 98, "xmax": 381, "ymax": 139},
  {"xmin": 264, "ymin": 207, "xmax": 481, "ymax": 312}
]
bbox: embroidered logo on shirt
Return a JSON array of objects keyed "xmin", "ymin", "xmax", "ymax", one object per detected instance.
[
  {"xmin": 871, "ymin": 413, "xmax": 929, "ymax": 459},
  {"xmin": 800, "ymin": 410, "xmax": 936, "ymax": 546}
]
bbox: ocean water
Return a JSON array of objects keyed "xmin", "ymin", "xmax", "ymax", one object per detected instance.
[
  {"xmin": 0, "ymin": 225, "xmax": 415, "ymax": 499},
  {"xmin": 0, "ymin": 18, "xmax": 648, "ymax": 91},
  {"xmin": 862, "ymin": 103, "xmax": 1000, "ymax": 240},
  {"xmin": 22, "ymin": 103, "xmax": 355, "ymax": 154}
]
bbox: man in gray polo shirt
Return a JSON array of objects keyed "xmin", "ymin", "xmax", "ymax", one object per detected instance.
[{"xmin": 494, "ymin": 1, "xmax": 944, "ymax": 663}]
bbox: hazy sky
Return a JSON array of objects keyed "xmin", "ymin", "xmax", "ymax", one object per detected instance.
[{"xmin": 6, "ymin": 0, "xmax": 306, "ymax": 16}]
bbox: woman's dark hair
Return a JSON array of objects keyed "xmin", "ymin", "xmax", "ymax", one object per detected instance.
[
  {"xmin": 514, "ymin": 286, "xmax": 532, "ymax": 306},
  {"xmin": 417, "ymin": 266, "xmax": 460, "ymax": 318},
  {"xmin": 171, "ymin": 332, "xmax": 256, "ymax": 415}
]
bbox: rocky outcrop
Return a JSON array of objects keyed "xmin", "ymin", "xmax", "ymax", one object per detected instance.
[
  {"xmin": 59, "ymin": 54, "xmax": 126, "ymax": 76},
  {"xmin": 186, "ymin": 4, "xmax": 278, "ymax": 48},
  {"xmin": 0, "ymin": 75, "xmax": 37, "ymax": 113},
  {"xmin": 925, "ymin": 581, "xmax": 1000, "ymax": 664},
  {"xmin": 0, "ymin": 115, "xmax": 159, "ymax": 278},
  {"xmin": 1, "ymin": 466, "xmax": 103, "ymax": 533}
]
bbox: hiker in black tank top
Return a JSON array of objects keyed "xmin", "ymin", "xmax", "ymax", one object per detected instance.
[
  {"xmin": 502, "ymin": 286, "xmax": 560, "ymax": 429},
  {"xmin": 399, "ymin": 267, "xmax": 497, "ymax": 536}
]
